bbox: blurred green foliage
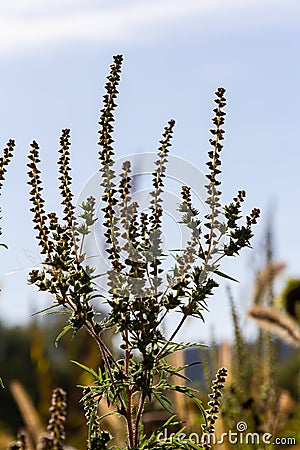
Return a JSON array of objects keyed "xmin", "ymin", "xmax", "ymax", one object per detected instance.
[{"xmin": 0, "ymin": 316, "xmax": 107, "ymax": 448}]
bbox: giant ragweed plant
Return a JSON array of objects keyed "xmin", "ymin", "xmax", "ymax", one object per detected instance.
[{"xmin": 26, "ymin": 55, "xmax": 259, "ymax": 449}]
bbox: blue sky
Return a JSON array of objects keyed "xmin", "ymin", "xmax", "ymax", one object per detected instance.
[{"xmin": 0, "ymin": 0, "xmax": 299, "ymax": 342}]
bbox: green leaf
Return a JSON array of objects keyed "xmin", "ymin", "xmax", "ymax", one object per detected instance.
[
  {"xmin": 153, "ymin": 391, "xmax": 173, "ymax": 414},
  {"xmin": 88, "ymin": 404, "xmax": 98, "ymax": 443},
  {"xmin": 98, "ymin": 366, "xmax": 103, "ymax": 382},
  {"xmin": 165, "ymin": 385, "xmax": 207, "ymax": 427},
  {"xmin": 31, "ymin": 303, "xmax": 63, "ymax": 316},
  {"xmin": 55, "ymin": 325, "xmax": 72, "ymax": 347},
  {"xmin": 99, "ymin": 409, "xmax": 118, "ymax": 422},
  {"xmin": 140, "ymin": 415, "xmax": 181, "ymax": 449},
  {"xmin": 44, "ymin": 310, "xmax": 71, "ymax": 316},
  {"xmin": 71, "ymin": 360, "xmax": 99, "ymax": 379},
  {"xmin": 214, "ymin": 269, "xmax": 239, "ymax": 283},
  {"xmin": 155, "ymin": 341, "xmax": 207, "ymax": 361}
]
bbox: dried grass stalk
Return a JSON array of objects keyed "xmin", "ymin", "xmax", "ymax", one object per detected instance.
[{"xmin": 248, "ymin": 305, "xmax": 300, "ymax": 346}]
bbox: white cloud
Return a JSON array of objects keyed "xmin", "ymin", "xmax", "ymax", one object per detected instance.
[{"xmin": 0, "ymin": 0, "xmax": 298, "ymax": 58}]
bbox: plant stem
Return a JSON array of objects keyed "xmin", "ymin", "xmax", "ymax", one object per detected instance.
[
  {"xmin": 125, "ymin": 328, "xmax": 135, "ymax": 448},
  {"xmin": 134, "ymin": 372, "xmax": 147, "ymax": 448},
  {"xmin": 65, "ymin": 297, "xmax": 128, "ymax": 416},
  {"xmin": 155, "ymin": 313, "xmax": 189, "ymax": 361}
]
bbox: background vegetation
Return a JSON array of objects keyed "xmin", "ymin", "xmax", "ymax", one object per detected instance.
[{"xmin": 0, "ymin": 52, "xmax": 299, "ymax": 449}]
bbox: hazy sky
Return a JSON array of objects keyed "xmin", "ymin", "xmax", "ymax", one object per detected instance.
[{"xmin": 0, "ymin": 0, "xmax": 299, "ymax": 342}]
